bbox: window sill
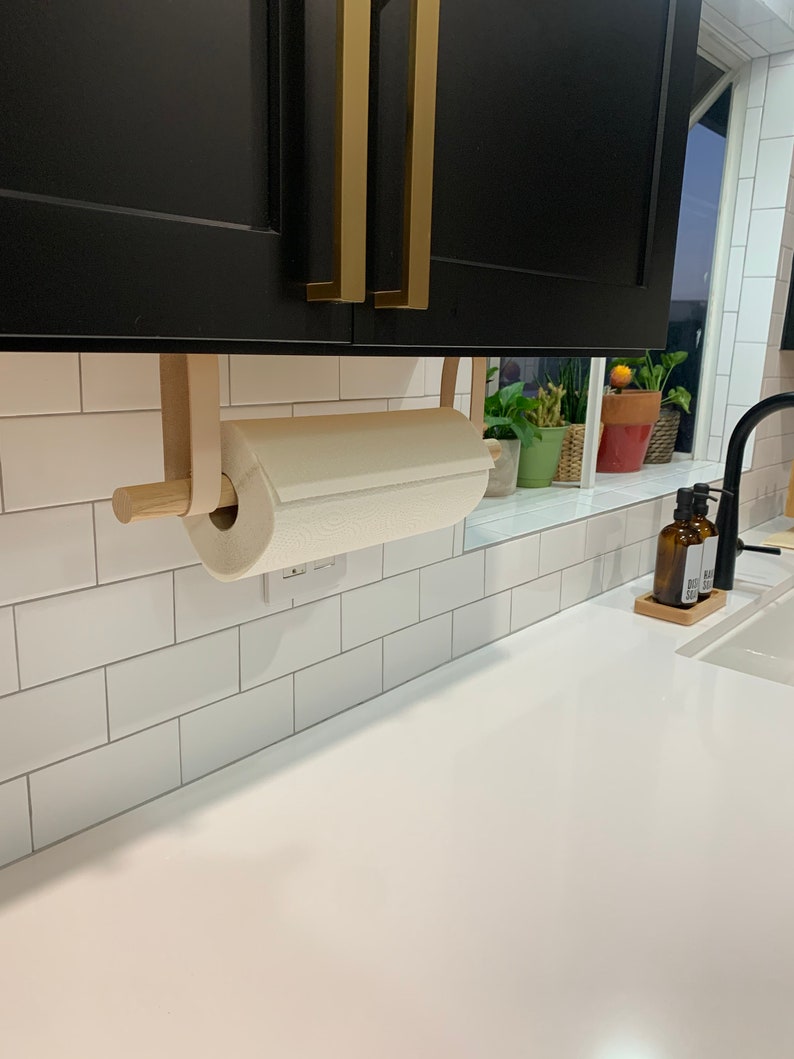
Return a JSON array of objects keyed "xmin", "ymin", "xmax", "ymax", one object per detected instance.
[{"xmin": 464, "ymin": 455, "xmax": 725, "ymax": 550}]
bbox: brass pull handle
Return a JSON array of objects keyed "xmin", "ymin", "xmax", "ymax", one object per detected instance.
[
  {"xmin": 306, "ymin": 0, "xmax": 371, "ymax": 303},
  {"xmin": 374, "ymin": 0, "xmax": 441, "ymax": 310}
]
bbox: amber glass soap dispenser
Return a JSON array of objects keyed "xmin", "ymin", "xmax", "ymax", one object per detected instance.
[
  {"xmin": 691, "ymin": 482, "xmax": 719, "ymax": 600},
  {"xmin": 653, "ymin": 488, "xmax": 704, "ymax": 608}
]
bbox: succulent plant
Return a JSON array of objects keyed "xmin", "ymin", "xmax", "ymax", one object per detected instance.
[{"xmin": 524, "ymin": 382, "xmax": 566, "ymax": 428}]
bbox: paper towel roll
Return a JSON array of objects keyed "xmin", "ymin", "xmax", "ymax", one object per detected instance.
[{"xmin": 184, "ymin": 407, "xmax": 492, "ymax": 581}]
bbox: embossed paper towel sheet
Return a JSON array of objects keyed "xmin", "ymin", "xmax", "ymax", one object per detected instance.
[{"xmin": 185, "ymin": 407, "xmax": 492, "ymax": 581}]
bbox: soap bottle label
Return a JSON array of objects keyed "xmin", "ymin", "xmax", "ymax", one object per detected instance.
[
  {"xmin": 681, "ymin": 543, "xmax": 703, "ymax": 604},
  {"xmin": 700, "ymin": 536, "xmax": 718, "ymax": 595}
]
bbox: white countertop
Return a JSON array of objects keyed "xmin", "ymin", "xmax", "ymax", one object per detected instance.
[{"xmin": 2, "ymin": 519, "xmax": 794, "ymax": 1059}]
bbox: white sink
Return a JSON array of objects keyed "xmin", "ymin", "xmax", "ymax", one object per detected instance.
[{"xmin": 698, "ymin": 584, "xmax": 794, "ymax": 688}]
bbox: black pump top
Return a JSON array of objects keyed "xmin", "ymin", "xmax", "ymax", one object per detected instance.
[
  {"xmin": 692, "ymin": 482, "xmax": 710, "ymax": 517},
  {"xmin": 673, "ymin": 487, "xmax": 695, "ymax": 521}
]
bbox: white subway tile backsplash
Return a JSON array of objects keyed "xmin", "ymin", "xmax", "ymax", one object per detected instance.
[
  {"xmin": 0, "ymin": 412, "xmax": 162, "ymax": 510},
  {"xmin": 747, "ymin": 56, "xmax": 768, "ymax": 108},
  {"xmin": 383, "ymin": 614, "xmax": 452, "ymax": 690},
  {"xmin": 383, "ymin": 526, "xmax": 454, "ymax": 577},
  {"xmin": 736, "ymin": 277, "xmax": 776, "ymax": 342},
  {"xmin": 180, "ymin": 677, "xmax": 294, "ymax": 783},
  {"xmin": 0, "ymin": 779, "xmax": 31, "ymax": 867},
  {"xmin": 760, "ymin": 64, "xmax": 794, "ymax": 138},
  {"xmin": 80, "ymin": 353, "xmax": 160, "ymax": 410},
  {"xmin": 624, "ymin": 499, "xmax": 663, "ymax": 546},
  {"xmin": 107, "ymin": 630, "xmax": 239, "ymax": 739},
  {"xmin": 561, "ymin": 556, "xmax": 605, "ymax": 610},
  {"xmin": 707, "ymin": 436, "xmax": 723, "ymax": 462},
  {"xmin": 29, "ymin": 722, "xmax": 180, "ymax": 849},
  {"xmin": 174, "ymin": 565, "xmax": 280, "ymax": 642},
  {"xmin": 0, "ymin": 608, "xmax": 18, "ymax": 696},
  {"xmin": 585, "ymin": 510, "xmax": 626, "ymax": 558},
  {"xmin": 221, "ymin": 404, "xmax": 292, "ymax": 421},
  {"xmin": 484, "ymin": 533, "xmax": 540, "ymax": 594},
  {"xmin": 424, "ymin": 357, "xmax": 472, "ymax": 396},
  {"xmin": 511, "ymin": 571, "xmax": 561, "ymax": 631},
  {"xmin": 341, "ymin": 572, "xmax": 419, "ymax": 650},
  {"xmin": 294, "ymin": 641, "xmax": 382, "ymax": 731},
  {"xmin": 0, "ymin": 505, "xmax": 95, "ymax": 606},
  {"xmin": 340, "ymin": 357, "xmax": 424, "ymax": 399},
  {"xmin": 537, "ymin": 518, "xmax": 588, "ymax": 576},
  {"xmin": 717, "ymin": 312, "xmax": 738, "ymax": 375},
  {"xmin": 744, "ymin": 209, "xmax": 786, "ymax": 277},
  {"xmin": 387, "ymin": 396, "xmax": 440, "ymax": 411},
  {"xmin": 452, "ymin": 591, "xmax": 511, "ymax": 658},
  {"xmin": 638, "ymin": 536, "xmax": 657, "ymax": 577},
  {"xmin": 16, "ymin": 574, "xmax": 174, "ymax": 688},
  {"xmin": 293, "ymin": 399, "xmax": 387, "ymax": 417},
  {"xmin": 0, "ymin": 671, "xmax": 107, "ymax": 783},
  {"xmin": 731, "ymin": 179, "xmax": 754, "ymax": 246},
  {"xmin": 710, "ymin": 375, "xmax": 730, "ymax": 436},
  {"xmin": 739, "ymin": 106, "xmax": 762, "ymax": 178},
  {"xmin": 230, "ymin": 355, "xmax": 339, "ymax": 405},
  {"xmin": 420, "ymin": 550, "xmax": 484, "ymax": 619},
  {"xmin": 0, "ymin": 354, "xmax": 80, "ymax": 416},
  {"xmin": 240, "ymin": 596, "xmax": 340, "ymax": 690},
  {"xmin": 602, "ymin": 543, "xmax": 642, "ymax": 593},
  {"xmin": 728, "ymin": 342, "xmax": 767, "ymax": 404},
  {"xmin": 94, "ymin": 501, "xmax": 196, "ymax": 582},
  {"xmin": 752, "ymin": 137, "xmax": 794, "ymax": 209},
  {"xmin": 723, "ymin": 245, "xmax": 746, "ymax": 311}
]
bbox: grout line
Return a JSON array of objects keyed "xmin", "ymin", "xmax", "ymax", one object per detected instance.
[
  {"xmin": 90, "ymin": 502, "xmax": 99, "ymax": 585},
  {"xmin": 10, "ymin": 603, "xmax": 21, "ymax": 692},
  {"xmin": 103, "ymin": 667, "xmax": 110, "ymax": 742},
  {"xmin": 177, "ymin": 717, "xmax": 184, "ymax": 785},
  {"xmin": 25, "ymin": 774, "xmax": 34, "ymax": 851},
  {"xmin": 77, "ymin": 353, "xmax": 84, "ymax": 412}
]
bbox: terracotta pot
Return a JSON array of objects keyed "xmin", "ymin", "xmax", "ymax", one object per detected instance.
[
  {"xmin": 600, "ymin": 390, "xmax": 662, "ymax": 426},
  {"xmin": 597, "ymin": 390, "xmax": 662, "ymax": 473}
]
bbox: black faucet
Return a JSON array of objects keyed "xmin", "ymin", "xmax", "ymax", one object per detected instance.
[{"xmin": 713, "ymin": 392, "xmax": 794, "ymax": 590}]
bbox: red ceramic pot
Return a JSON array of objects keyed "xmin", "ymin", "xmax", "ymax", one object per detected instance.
[{"xmin": 597, "ymin": 391, "xmax": 662, "ymax": 473}]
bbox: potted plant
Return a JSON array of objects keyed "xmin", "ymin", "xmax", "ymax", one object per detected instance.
[
  {"xmin": 516, "ymin": 382, "xmax": 568, "ymax": 488},
  {"xmin": 597, "ymin": 362, "xmax": 661, "ymax": 472},
  {"xmin": 630, "ymin": 349, "xmax": 692, "ymax": 464},
  {"xmin": 483, "ymin": 370, "xmax": 540, "ymax": 496},
  {"xmin": 550, "ymin": 360, "xmax": 598, "ymax": 483}
]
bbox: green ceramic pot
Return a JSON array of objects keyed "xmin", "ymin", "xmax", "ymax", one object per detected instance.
[{"xmin": 517, "ymin": 425, "xmax": 568, "ymax": 488}]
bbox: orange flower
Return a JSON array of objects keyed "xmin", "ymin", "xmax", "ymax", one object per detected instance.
[{"xmin": 609, "ymin": 364, "xmax": 633, "ymax": 390}]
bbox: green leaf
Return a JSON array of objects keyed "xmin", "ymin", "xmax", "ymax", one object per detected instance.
[
  {"xmin": 486, "ymin": 365, "xmax": 499, "ymax": 382},
  {"xmin": 663, "ymin": 386, "xmax": 692, "ymax": 414},
  {"xmin": 661, "ymin": 350, "xmax": 688, "ymax": 370}
]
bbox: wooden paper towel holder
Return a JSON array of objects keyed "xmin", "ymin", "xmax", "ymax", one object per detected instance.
[{"xmin": 111, "ymin": 355, "xmax": 499, "ymax": 524}]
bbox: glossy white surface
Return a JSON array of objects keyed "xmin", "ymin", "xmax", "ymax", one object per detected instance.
[
  {"xmin": 702, "ymin": 584, "xmax": 794, "ymax": 686},
  {"xmin": 1, "ymin": 524, "xmax": 794, "ymax": 1059}
]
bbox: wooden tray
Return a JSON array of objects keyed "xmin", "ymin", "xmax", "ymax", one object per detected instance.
[{"xmin": 634, "ymin": 589, "xmax": 727, "ymax": 626}]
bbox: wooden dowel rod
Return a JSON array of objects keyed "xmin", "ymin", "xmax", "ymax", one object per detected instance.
[
  {"xmin": 112, "ymin": 440, "xmax": 503, "ymax": 525},
  {"xmin": 112, "ymin": 475, "xmax": 238, "ymax": 525}
]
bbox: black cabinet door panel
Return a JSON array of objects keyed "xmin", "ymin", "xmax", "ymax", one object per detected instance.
[
  {"xmin": 356, "ymin": 0, "xmax": 701, "ymax": 351},
  {"xmin": 0, "ymin": 0, "xmax": 351, "ymax": 350}
]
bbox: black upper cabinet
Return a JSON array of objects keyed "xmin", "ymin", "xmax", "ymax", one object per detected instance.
[
  {"xmin": 357, "ymin": 0, "xmax": 702, "ymax": 351},
  {"xmin": 0, "ymin": 1, "xmax": 351, "ymax": 350},
  {"xmin": 1, "ymin": 0, "xmax": 701, "ymax": 354}
]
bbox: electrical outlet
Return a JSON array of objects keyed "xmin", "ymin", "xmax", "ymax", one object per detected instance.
[{"xmin": 264, "ymin": 553, "xmax": 347, "ymax": 605}]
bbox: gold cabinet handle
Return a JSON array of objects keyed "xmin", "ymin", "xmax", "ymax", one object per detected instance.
[
  {"xmin": 306, "ymin": 0, "xmax": 371, "ymax": 303},
  {"xmin": 374, "ymin": 0, "xmax": 441, "ymax": 310}
]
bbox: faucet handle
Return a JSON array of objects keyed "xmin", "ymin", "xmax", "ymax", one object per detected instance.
[{"xmin": 737, "ymin": 539, "xmax": 782, "ymax": 556}]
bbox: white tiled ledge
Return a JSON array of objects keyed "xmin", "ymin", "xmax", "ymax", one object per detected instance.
[{"xmin": 465, "ymin": 457, "xmax": 726, "ymax": 549}]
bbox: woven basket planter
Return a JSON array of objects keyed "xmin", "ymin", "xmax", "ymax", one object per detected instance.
[
  {"xmin": 644, "ymin": 407, "xmax": 681, "ymax": 464},
  {"xmin": 554, "ymin": 423, "xmax": 603, "ymax": 482}
]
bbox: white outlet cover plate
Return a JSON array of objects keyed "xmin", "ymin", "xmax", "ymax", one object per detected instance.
[{"xmin": 264, "ymin": 554, "xmax": 347, "ymax": 606}]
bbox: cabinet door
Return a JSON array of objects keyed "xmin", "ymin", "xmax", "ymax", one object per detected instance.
[
  {"xmin": 0, "ymin": 1, "xmax": 351, "ymax": 350},
  {"xmin": 355, "ymin": 0, "xmax": 701, "ymax": 352}
]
